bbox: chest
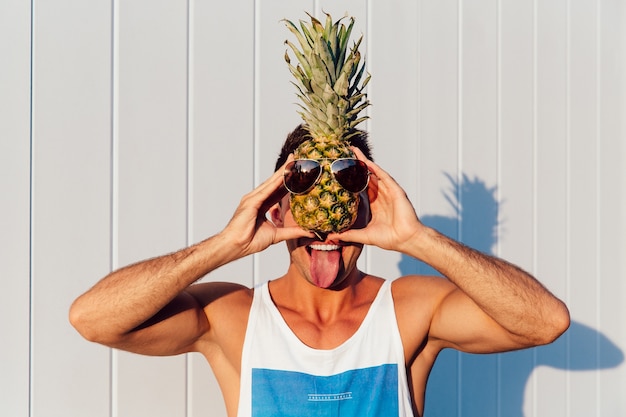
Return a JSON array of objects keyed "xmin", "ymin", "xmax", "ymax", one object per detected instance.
[
  {"xmin": 276, "ymin": 306, "xmax": 370, "ymax": 350},
  {"xmin": 238, "ymin": 288, "xmax": 414, "ymax": 416}
]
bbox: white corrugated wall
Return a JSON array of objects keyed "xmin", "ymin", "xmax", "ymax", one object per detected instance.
[{"xmin": 1, "ymin": 0, "xmax": 624, "ymax": 416}]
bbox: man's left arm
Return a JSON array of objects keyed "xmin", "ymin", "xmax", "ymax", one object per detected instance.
[
  {"xmin": 331, "ymin": 148, "xmax": 570, "ymax": 352},
  {"xmin": 407, "ymin": 228, "xmax": 570, "ymax": 352}
]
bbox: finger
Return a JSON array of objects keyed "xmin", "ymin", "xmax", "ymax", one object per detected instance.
[
  {"xmin": 274, "ymin": 226, "xmax": 315, "ymax": 243},
  {"xmin": 350, "ymin": 147, "xmax": 375, "ymax": 171},
  {"xmin": 259, "ymin": 154, "xmax": 298, "ymax": 213},
  {"xmin": 348, "ymin": 147, "xmax": 380, "ymax": 203},
  {"xmin": 366, "ymin": 170, "xmax": 379, "ymax": 204},
  {"xmin": 254, "ymin": 156, "xmax": 291, "ymax": 196},
  {"xmin": 259, "ymin": 183, "xmax": 288, "ymax": 216},
  {"xmin": 351, "ymin": 146, "xmax": 397, "ymax": 185},
  {"xmin": 245, "ymin": 154, "xmax": 295, "ymax": 212},
  {"xmin": 350, "ymin": 147, "xmax": 386, "ymax": 180},
  {"xmin": 329, "ymin": 223, "xmax": 365, "ymax": 240}
]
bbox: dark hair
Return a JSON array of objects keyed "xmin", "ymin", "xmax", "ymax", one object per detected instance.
[{"xmin": 274, "ymin": 124, "xmax": 374, "ymax": 171}]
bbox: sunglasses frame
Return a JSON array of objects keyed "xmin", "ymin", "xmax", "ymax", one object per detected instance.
[{"xmin": 283, "ymin": 158, "xmax": 371, "ymax": 195}]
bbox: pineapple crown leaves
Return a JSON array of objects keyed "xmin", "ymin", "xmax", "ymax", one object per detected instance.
[{"xmin": 283, "ymin": 12, "xmax": 371, "ymax": 140}]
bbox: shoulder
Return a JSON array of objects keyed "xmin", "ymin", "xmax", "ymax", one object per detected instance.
[
  {"xmin": 186, "ymin": 282, "xmax": 254, "ymax": 335},
  {"xmin": 390, "ymin": 275, "xmax": 458, "ymax": 358},
  {"xmin": 391, "ymin": 275, "xmax": 454, "ymax": 321},
  {"xmin": 391, "ymin": 274, "xmax": 456, "ymax": 306},
  {"xmin": 186, "ymin": 281, "xmax": 254, "ymax": 312},
  {"xmin": 187, "ymin": 282, "xmax": 254, "ymax": 352}
]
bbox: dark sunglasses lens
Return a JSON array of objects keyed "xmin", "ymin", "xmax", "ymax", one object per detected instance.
[
  {"xmin": 284, "ymin": 160, "xmax": 321, "ymax": 194},
  {"xmin": 332, "ymin": 159, "xmax": 369, "ymax": 193}
]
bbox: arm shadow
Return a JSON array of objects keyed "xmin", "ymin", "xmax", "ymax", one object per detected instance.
[{"xmin": 398, "ymin": 172, "xmax": 624, "ymax": 417}]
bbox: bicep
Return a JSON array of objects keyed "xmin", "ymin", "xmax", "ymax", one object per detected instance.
[
  {"xmin": 112, "ymin": 290, "xmax": 210, "ymax": 356},
  {"xmin": 429, "ymin": 288, "xmax": 528, "ymax": 354}
]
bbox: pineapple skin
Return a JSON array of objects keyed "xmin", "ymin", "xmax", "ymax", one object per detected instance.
[
  {"xmin": 283, "ymin": 13, "xmax": 371, "ymax": 233},
  {"xmin": 290, "ymin": 137, "xmax": 360, "ymax": 233}
]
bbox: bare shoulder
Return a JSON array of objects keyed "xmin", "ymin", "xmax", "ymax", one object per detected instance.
[
  {"xmin": 186, "ymin": 281, "xmax": 253, "ymax": 317},
  {"xmin": 390, "ymin": 275, "xmax": 457, "ymax": 362},
  {"xmin": 186, "ymin": 281, "xmax": 253, "ymax": 337},
  {"xmin": 391, "ymin": 275, "xmax": 456, "ymax": 324},
  {"xmin": 391, "ymin": 275, "xmax": 456, "ymax": 306},
  {"xmin": 186, "ymin": 282, "xmax": 254, "ymax": 356}
]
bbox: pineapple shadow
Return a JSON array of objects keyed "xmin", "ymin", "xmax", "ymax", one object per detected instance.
[{"xmin": 398, "ymin": 173, "xmax": 624, "ymax": 417}]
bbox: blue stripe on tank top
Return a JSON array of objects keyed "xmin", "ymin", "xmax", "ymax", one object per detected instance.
[{"xmin": 251, "ymin": 364, "xmax": 399, "ymax": 417}]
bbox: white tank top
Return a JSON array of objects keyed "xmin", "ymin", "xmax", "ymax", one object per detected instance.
[{"xmin": 237, "ymin": 279, "xmax": 414, "ymax": 417}]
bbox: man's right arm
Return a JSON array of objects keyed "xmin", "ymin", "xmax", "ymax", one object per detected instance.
[
  {"xmin": 69, "ymin": 233, "xmax": 243, "ymax": 355},
  {"xmin": 69, "ymin": 160, "xmax": 313, "ymax": 356}
]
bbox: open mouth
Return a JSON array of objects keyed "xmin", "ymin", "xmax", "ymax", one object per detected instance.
[
  {"xmin": 305, "ymin": 242, "xmax": 342, "ymax": 256},
  {"xmin": 309, "ymin": 243, "xmax": 341, "ymax": 252}
]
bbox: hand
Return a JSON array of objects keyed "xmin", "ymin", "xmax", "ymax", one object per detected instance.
[
  {"xmin": 329, "ymin": 148, "xmax": 425, "ymax": 253},
  {"xmin": 222, "ymin": 156, "xmax": 314, "ymax": 258}
]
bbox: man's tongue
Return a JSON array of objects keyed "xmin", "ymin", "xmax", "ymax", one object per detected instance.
[{"xmin": 310, "ymin": 248, "xmax": 341, "ymax": 288}]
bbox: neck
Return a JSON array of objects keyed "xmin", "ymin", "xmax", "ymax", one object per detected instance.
[
  {"xmin": 272, "ymin": 266, "xmax": 365, "ymax": 316},
  {"xmin": 267, "ymin": 272, "xmax": 384, "ymax": 350}
]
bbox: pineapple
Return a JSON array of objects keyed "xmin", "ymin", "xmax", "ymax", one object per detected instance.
[{"xmin": 283, "ymin": 12, "xmax": 371, "ymax": 233}]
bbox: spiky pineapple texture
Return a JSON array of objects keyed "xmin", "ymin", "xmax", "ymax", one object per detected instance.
[
  {"xmin": 283, "ymin": 13, "xmax": 371, "ymax": 233},
  {"xmin": 283, "ymin": 12, "xmax": 371, "ymax": 141}
]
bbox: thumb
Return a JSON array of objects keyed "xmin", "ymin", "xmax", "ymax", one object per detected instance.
[
  {"xmin": 274, "ymin": 226, "xmax": 315, "ymax": 243},
  {"xmin": 328, "ymin": 229, "xmax": 368, "ymax": 245}
]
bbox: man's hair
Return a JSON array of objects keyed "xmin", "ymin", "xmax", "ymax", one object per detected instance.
[{"xmin": 274, "ymin": 124, "xmax": 374, "ymax": 171}]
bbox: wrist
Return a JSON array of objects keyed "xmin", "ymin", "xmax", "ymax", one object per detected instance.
[
  {"xmin": 398, "ymin": 224, "xmax": 442, "ymax": 262},
  {"xmin": 194, "ymin": 231, "xmax": 245, "ymax": 271}
]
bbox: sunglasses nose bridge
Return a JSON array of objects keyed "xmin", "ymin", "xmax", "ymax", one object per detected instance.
[{"xmin": 320, "ymin": 160, "xmax": 333, "ymax": 176}]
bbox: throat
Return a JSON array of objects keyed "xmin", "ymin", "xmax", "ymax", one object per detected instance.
[
  {"xmin": 267, "ymin": 276, "xmax": 381, "ymax": 350},
  {"xmin": 279, "ymin": 303, "xmax": 364, "ymax": 350}
]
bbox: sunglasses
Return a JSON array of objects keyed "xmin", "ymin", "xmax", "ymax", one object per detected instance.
[{"xmin": 283, "ymin": 158, "xmax": 370, "ymax": 195}]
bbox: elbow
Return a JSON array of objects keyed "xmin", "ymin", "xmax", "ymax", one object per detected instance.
[
  {"xmin": 68, "ymin": 300, "xmax": 97, "ymax": 342},
  {"xmin": 536, "ymin": 300, "xmax": 571, "ymax": 346},
  {"xmin": 69, "ymin": 299, "xmax": 117, "ymax": 345},
  {"xmin": 548, "ymin": 299, "xmax": 571, "ymax": 343}
]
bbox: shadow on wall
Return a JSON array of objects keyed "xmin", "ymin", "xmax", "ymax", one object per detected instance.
[{"xmin": 398, "ymin": 173, "xmax": 624, "ymax": 417}]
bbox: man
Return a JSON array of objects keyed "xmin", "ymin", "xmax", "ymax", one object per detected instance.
[{"xmin": 70, "ymin": 126, "xmax": 570, "ymax": 417}]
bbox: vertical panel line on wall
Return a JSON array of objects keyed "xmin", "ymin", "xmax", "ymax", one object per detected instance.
[
  {"xmin": 456, "ymin": 0, "xmax": 464, "ymax": 237},
  {"xmin": 364, "ymin": 0, "xmax": 372, "ymax": 274},
  {"xmin": 415, "ymin": 0, "xmax": 422, "ymax": 233},
  {"xmin": 594, "ymin": 0, "xmax": 602, "ymax": 412},
  {"xmin": 565, "ymin": 0, "xmax": 572, "ymax": 414},
  {"xmin": 495, "ymin": 0, "xmax": 503, "ymax": 414},
  {"xmin": 186, "ymin": 0, "xmax": 194, "ymax": 249},
  {"xmin": 531, "ymin": 0, "xmax": 539, "ymax": 414},
  {"xmin": 252, "ymin": 0, "xmax": 261, "ymax": 285},
  {"xmin": 185, "ymin": 0, "xmax": 194, "ymax": 415},
  {"xmin": 28, "ymin": 0, "xmax": 35, "ymax": 415},
  {"xmin": 110, "ymin": 0, "xmax": 120, "ymax": 415},
  {"xmin": 456, "ymin": 0, "xmax": 464, "ymax": 414}
]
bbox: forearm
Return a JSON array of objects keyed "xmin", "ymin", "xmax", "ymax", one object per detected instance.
[
  {"xmin": 69, "ymin": 232, "xmax": 239, "ymax": 343},
  {"xmin": 408, "ymin": 226, "xmax": 570, "ymax": 344}
]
